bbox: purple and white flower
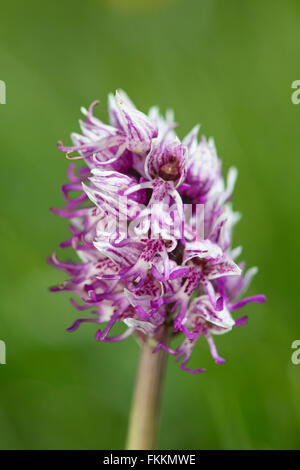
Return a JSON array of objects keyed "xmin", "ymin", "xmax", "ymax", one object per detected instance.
[{"xmin": 49, "ymin": 90, "xmax": 266, "ymax": 373}]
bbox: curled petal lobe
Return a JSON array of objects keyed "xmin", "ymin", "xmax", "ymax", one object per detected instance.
[{"xmin": 49, "ymin": 89, "xmax": 265, "ymax": 374}]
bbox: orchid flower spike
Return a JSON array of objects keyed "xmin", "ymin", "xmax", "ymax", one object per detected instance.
[{"xmin": 49, "ymin": 90, "xmax": 266, "ymax": 373}]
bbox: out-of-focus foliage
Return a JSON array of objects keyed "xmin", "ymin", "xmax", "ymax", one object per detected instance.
[{"xmin": 107, "ymin": 0, "xmax": 172, "ymax": 12}]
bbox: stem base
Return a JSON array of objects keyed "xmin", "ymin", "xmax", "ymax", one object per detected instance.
[{"xmin": 126, "ymin": 332, "xmax": 169, "ymax": 450}]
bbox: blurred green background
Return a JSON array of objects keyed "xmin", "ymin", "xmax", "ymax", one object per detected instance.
[{"xmin": 0, "ymin": 0, "xmax": 299, "ymax": 450}]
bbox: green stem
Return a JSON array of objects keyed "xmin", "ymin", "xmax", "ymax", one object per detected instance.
[{"xmin": 126, "ymin": 329, "xmax": 170, "ymax": 450}]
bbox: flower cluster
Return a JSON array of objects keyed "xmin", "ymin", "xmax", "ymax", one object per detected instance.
[{"xmin": 49, "ymin": 90, "xmax": 265, "ymax": 373}]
